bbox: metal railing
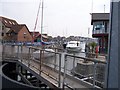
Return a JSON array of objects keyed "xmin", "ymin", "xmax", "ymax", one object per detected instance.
[
  {"xmin": 2, "ymin": 44, "xmax": 107, "ymax": 89},
  {"xmin": 62, "ymin": 53, "xmax": 106, "ymax": 88}
]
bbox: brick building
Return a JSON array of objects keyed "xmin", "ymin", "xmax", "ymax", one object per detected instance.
[
  {"xmin": 0, "ymin": 16, "xmax": 32, "ymax": 42},
  {"xmin": 6, "ymin": 24, "xmax": 33, "ymax": 42}
]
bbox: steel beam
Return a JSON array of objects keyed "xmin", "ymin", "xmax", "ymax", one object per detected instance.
[
  {"xmin": 17, "ymin": 71, "xmax": 33, "ymax": 86},
  {"xmin": 17, "ymin": 61, "xmax": 58, "ymax": 89}
]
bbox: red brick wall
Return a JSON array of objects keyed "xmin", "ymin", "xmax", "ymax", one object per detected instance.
[{"xmin": 17, "ymin": 26, "xmax": 32, "ymax": 42}]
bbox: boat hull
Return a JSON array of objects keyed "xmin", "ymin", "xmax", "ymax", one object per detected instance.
[
  {"xmin": 66, "ymin": 41, "xmax": 82, "ymax": 53},
  {"xmin": 66, "ymin": 47, "xmax": 81, "ymax": 52}
]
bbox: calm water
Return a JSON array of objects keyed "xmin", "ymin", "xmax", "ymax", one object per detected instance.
[
  {"xmin": 43, "ymin": 50, "xmax": 86, "ymax": 73},
  {"xmin": 11, "ymin": 45, "xmax": 86, "ymax": 74}
]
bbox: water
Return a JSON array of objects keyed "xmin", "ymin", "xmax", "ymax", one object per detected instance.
[
  {"xmin": 7, "ymin": 45, "xmax": 86, "ymax": 75},
  {"xmin": 43, "ymin": 41, "xmax": 86, "ymax": 72},
  {"xmin": 43, "ymin": 50, "xmax": 86, "ymax": 74}
]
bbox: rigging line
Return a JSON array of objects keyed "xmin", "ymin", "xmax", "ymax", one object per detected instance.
[{"xmin": 33, "ymin": 0, "xmax": 42, "ymax": 42}]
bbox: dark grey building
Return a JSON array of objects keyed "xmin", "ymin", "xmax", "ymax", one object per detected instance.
[{"xmin": 91, "ymin": 13, "xmax": 110, "ymax": 54}]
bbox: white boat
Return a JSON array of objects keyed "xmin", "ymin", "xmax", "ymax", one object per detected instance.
[
  {"xmin": 66, "ymin": 41, "xmax": 82, "ymax": 52},
  {"xmin": 33, "ymin": 49, "xmax": 55, "ymax": 59}
]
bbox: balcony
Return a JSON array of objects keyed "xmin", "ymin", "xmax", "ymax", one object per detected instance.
[
  {"xmin": 92, "ymin": 30, "xmax": 108, "ymax": 38},
  {"xmin": 92, "ymin": 29, "xmax": 109, "ymax": 35}
]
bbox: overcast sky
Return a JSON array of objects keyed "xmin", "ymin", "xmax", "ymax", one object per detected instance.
[{"xmin": 0, "ymin": 0, "xmax": 110, "ymax": 37}]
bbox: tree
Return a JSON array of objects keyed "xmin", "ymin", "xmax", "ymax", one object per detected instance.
[{"xmin": 88, "ymin": 42, "xmax": 97, "ymax": 53}]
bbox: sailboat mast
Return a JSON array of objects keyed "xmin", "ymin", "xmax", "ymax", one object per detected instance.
[
  {"xmin": 33, "ymin": 0, "xmax": 41, "ymax": 43},
  {"xmin": 41, "ymin": 0, "xmax": 44, "ymax": 42}
]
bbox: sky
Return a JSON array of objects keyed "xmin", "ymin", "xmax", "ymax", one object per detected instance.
[{"xmin": 0, "ymin": 0, "xmax": 110, "ymax": 37}]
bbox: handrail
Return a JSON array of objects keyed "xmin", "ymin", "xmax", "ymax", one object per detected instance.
[
  {"xmin": 64, "ymin": 53, "xmax": 107, "ymax": 64},
  {"xmin": 2, "ymin": 45, "xmax": 107, "ymax": 89},
  {"xmin": 27, "ymin": 46, "xmax": 106, "ymax": 64}
]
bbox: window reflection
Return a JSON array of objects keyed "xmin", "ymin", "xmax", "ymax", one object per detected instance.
[{"xmin": 93, "ymin": 21, "xmax": 107, "ymax": 34}]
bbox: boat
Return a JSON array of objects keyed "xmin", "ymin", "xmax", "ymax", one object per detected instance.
[
  {"xmin": 33, "ymin": 0, "xmax": 55, "ymax": 59},
  {"xmin": 66, "ymin": 41, "xmax": 82, "ymax": 52}
]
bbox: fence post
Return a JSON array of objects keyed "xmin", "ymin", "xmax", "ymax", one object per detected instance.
[
  {"xmin": 20, "ymin": 45, "xmax": 23, "ymax": 62},
  {"xmin": 62, "ymin": 53, "xmax": 67, "ymax": 89},
  {"xmin": 103, "ymin": 55, "xmax": 107, "ymax": 88},
  {"xmin": 17, "ymin": 45, "xmax": 19, "ymax": 59},
  {"xmin": 58, "ymin": 53, "xmax": 61, "ymax": 88},
  {"xmin": 28, "ymin": 47, "xmax": 30, "ymax": 67},
  {"xmin": 93, "ymin": 61, "xmax": 97, "ymax": 88},
  {"xmin": 73, "ymin": 53, "xmax": 75, "ymax": 73},
  {"xmin": 2, "ymin": 44, "xmax": 5, "ymax": 60},
  {"xmin": 39, "ymin": 49, "xmax": 42, "ymax": 75},
  {"xmin": 54, "ymin": 48, "xmax": 57, "ymax": 70}
]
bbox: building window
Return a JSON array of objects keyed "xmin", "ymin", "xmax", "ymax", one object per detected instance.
[
  {"xmin": 2, "ymin": 26, "xmax": 4, "ymax": 30},
  {"xmin": 11, "ymin": 32, "xmax": 17, "ymax": 36},
  {"xmin": 9, "ymin": 21, "xmax": 12, "ymax": 24},
  {"xmin": 1, "ymin": 32, "xmax": 4, "ymax": 36},
  {"xmin": 4, "ymin": 20, "xmax": 8, "ymax": 23},
  {"xmin": 12, "ymin": 22, "xmax": 15, "ymax": 25},
  {"xmin": 23, "ymin": 32, "xmax": 27, "ymax": 38},
  {"xmin": 93, "ymin": 21, "xmax": 105, "ymax": 34},
  {"xmin": 94, "ymin": 24, "xmax": 104, "ymax": 30},
  {"xmin": 94, "ymin": 22, "xmax": 105, "ymax": 31},
  {"xmin": 105, "ymin": 22, "xmax": 109, "ymax": 33}
]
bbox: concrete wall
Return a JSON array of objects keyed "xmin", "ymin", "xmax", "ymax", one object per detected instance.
[{"xmin": 74, "ymin": 62, "xmax": 94, "ymax": 76}]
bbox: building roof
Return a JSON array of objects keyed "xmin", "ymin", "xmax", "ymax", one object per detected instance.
[
  {"xmin": 7, "ymin": 24, "xmax": 27, "ymax": 34},
  {"xmin": 36, "ymin": 33, "xmax": 48, "ymax": 39},
  {"xmin": 30, "ymin": 32, "xmax": 40, "ymax": 37},
  {"xmin": 91, "ymin": 13, "xmax": 110, "ymax": 24},
  {"xmin": 0, "ymin": 16, "xmax": 18, "ymax": 27},
  {"xmin": 5, "ymin": 24, "xmax": 30, "ymax": 41},
  {"xmin": 1, "ymin": 16, "xmax": 32, "ymax": 41}
]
